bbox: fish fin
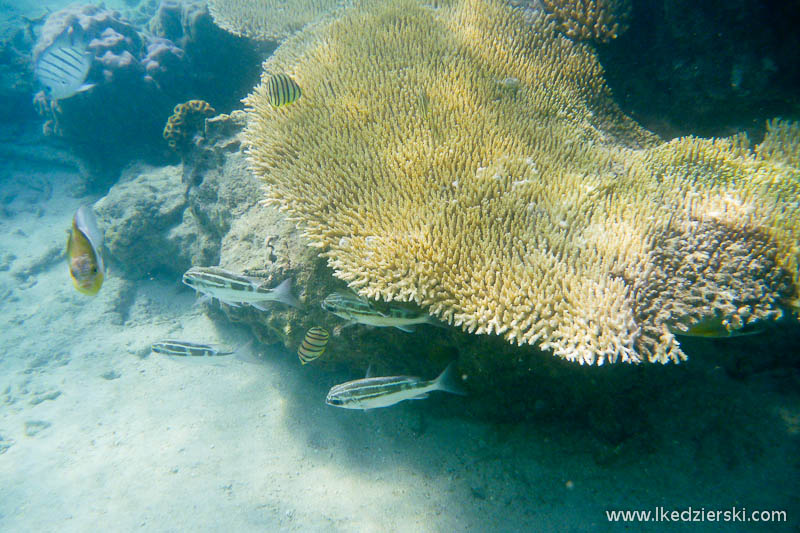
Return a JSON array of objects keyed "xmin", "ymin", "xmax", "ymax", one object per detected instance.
[
  {"xmin": 233, "ymin": 339, "xmax": 264, "ymax": 364},
  {"xmin": 220, "ymin": 299, "xmax": 241, "ymax": 308},
  {"xmin": 425, "ymin": 316, "xmax": 449, "ymax": 329},
  {"xmin": 410, "ymin": 393, "xmax": 429, "ymax": 400},
  {"xmin": 194, "ymin": 294, "xmax": 212, "ymax": 306},
  {"xmin": 434, "ymin": 361, "xmax": 467, "ymax": 396},
  {"xmin": 365, "ymin": 364, "xmax": 373, "ymax": 378},
  {"xmin": 271, "ymin": 278, "xmax": 302, "ymax": 308},
  {"xmin": 250, "ymin": 302, "xmax": 270, "ymax": 311},
  {"xmin": 395, "ymin": 325, "xmax": 415, "ymax": 333},
  {"xmin": 76, "ymin": 82, "xmax": 95, "ymax": 93}
]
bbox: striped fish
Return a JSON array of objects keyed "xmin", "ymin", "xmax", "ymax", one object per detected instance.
[
  {"xmin": 151, "ymin": 340, "xmax": 234, "ymax": 357},
  {"xmin": 325, "ymin": 362, "xmax": 466, "ymax": 410},
  {"xmin": 298, "ymin": 327, "xmax": 330, "ymax": 364},
  {"xmin": 321, "ymin": 292, "xmax": 441, "ymax": 332},
  {"xmin": 35, "ymin": 29, "xmax": 95, "ymax": 101},
  {"xmin": 182, "ymin": 266, "xmax": 301, "ymax": 309},
  {"xmin": 266, "ymin": 73, "xmax": 302, "ymax": 107}
]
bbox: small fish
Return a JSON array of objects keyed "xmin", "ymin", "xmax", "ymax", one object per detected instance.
[
  {"xmin": 66, "ymin": 205, "xmax": 105, "ymax": 295},
  {"xmin": 35, "ymin": 29, "xmax": 95, "ymax": 101},
  {"xmin": 298, "ymin": 327, "xmax": 330, "ymax": 364},
  {"xmin": 151, "ymin": 340, "xmax": 234, "ymax": 357},
  {"xmin": 326, "ymin": 362, "xmax": 466, "ymax": 410},
  {"xmin": 182, "ymin": 266, "xmax": 301, "ymax": 309},
  {"xmin": 321, "ymin": 291, "xmax": 440, "ymax": 332},
  {"xmin": 266, "ymin": 73, "xmax": 301, "ymax": 107},
  {"xmin": 669, "ymin": 315, "xmax": 765, "ymax": 338}
]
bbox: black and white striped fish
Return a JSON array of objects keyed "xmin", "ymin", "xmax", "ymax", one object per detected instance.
[
  {"xmin": 298, "ymin": 327, "xmax": 329, "ymax": 364},
  {"xmin": 35, "ymin": 29, "xmax": 95, "ymax": 101},
  {"xmin": 325, "ymin": 362, "xmax": 466, "ymax": 410},
  {"xmin": 151, "ymin": 340, "xmax": 234, "ymax": 357},
  {"xmin": 182, "ymin": 266, "xmax": 301, "ymax": 309},
  {"xmin": 321, "ymin": 291, "xmax": 441, "ymax": 332},
  {"xmin": 266, "ymin": 73, "xmax": 302, "ymax": 107}
]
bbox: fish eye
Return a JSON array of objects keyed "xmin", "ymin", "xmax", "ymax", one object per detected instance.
[{"xmin": 327, "ymin": 397, "xmax": 343, "ymax": 406}]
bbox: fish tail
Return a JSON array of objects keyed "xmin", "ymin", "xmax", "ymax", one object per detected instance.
[
  {"xmin": 233, "ymin": 339, "xmax": 264, "ymax": 365},
  {"xmin": 434, "ymin": 361, "xmax": 467, "ymax": 396},
  {"xmin": 425, "ymin": 315, "xmax": 449, "ymax": 329},
  {"xmin": 273, "ymin": 278, "xmax": 303, "ymax": 308}
]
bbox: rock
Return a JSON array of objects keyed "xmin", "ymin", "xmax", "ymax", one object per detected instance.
[{"xmin": 95, "ymin": 163, "xmax": 218, "ymax": 279}]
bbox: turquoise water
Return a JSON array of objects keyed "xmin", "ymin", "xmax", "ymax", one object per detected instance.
[{"xmin": 1, "ymin": 1, "xmax": 797, "ymax": 531}]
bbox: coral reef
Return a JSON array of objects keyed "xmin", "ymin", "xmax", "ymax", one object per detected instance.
[
  {"xmin": 0, "ymin": 11, "xmax": 39, "ymax": 122},
  {"xmin": 541, "ymin": 0, "xmax": 631, "ymax": 43},
  {"xmin": 244, "ymin": 0, "xmax": 800, "ymax": 365},
  {"xmin": 28, "ymin": 2, "xmax": 267, "ymax": 190},
  {"xmin": 207, "ymin": 0, "xmax": 351, "ymax": 41},
  {"xmin": 163, "ymin": 99, "xmax": 216, "ymax": 151},
  {"xmin": 147, "ymin": 0, "xmax": 270, "ymax": 105},
  {"xmin": 95, "ymin": 112, "xmax": 264, "ymax": 280}
]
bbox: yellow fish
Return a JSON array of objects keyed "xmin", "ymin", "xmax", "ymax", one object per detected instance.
[
  {"xmin": 266, "ymin": 73, "xmax": 302, "ymax": 107},
  {"xmin": 66, "ymin": 205, "xmax": 105, "ymax": 295},
  {"xmin": 298, "ymin": 327, "xmax": 329, "ymax": 364}
]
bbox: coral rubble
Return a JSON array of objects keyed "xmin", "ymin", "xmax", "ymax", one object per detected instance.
[{"xmin": 244, "ymin": 0, "xmax": 800, "ymax": 365}]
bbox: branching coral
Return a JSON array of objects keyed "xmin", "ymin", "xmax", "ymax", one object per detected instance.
[
  {"xmin": 207, "ymin": 0, "xmax": 351, "ymax": 42},
  {"xmin": 163, "ymin": 99, "xmax": 216, "ymax": 151},
  {"xmin": 541, "ymin": 0, "xmax": 631, "ymax": 43},
  {"xmin": 244, "ymin": 0, "xmax": 800, "ymax": 365}
]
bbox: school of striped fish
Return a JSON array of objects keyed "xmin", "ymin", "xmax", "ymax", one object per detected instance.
[{"xmin": 59, "ymin": 73, "xmax": 467, "ymax": 411}]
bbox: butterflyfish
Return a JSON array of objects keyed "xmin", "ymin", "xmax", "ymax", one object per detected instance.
[
  {"xmin": 35, "ymin": 28, "xmax": 95, "ymax": 101},
  {"xmin": 266, "ymin": 73, "xmax": 302, "ymax": 107},
  {"xmin": 298, "ymin": 327, "xmax": 329, "ymax": 364},
  {"xmin": 66, "ymin": 205, "xmax": 105, "ymax": 295}
]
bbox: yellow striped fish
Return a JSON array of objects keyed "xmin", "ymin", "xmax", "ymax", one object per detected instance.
[
  {"xmin": 266, "ymin": 73, "xmax": 301, "ymax": 107},
  {"xmin": 298, "ymin": 327, "xmax": 329, "ymax": 364}
]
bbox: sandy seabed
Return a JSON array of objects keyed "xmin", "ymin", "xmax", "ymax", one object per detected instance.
[{"xmin": 0, "ymin": 147, "xmax": 798, "ymax": 532}]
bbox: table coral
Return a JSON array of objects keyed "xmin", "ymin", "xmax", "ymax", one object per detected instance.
[
  {"xmin": 207, "ymin": 0, "xmax": 352, "ymax": 41},
  {"xmin": 244, "ymin": 0, "xmax": 800, "ymax": 365},
  {"xmin": 541, "ymin": 0, "xmax": 630, "ymax": 43}
]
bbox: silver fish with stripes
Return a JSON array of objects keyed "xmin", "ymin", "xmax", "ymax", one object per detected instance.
[
  {"xmin": 325, "ymin": 362, "xmax": 466, "ymax": 410},
  {"xmin": 266, "ymin": 73, "xmax": 302, "ymax": 107},
  {"xmin": 151, "ymin": 340, "xmax": 234, "ymax": 357},
  {"xmin": 321, "ymin": 291, "xmax": 440, "ymax": 332},
  {"xmin": 182, "ymin": 266, "xmax": 301, "ymax": 310},
  {"xmin": 35, "ymin": 29, "xmax": 95, "ymax": 101}
]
